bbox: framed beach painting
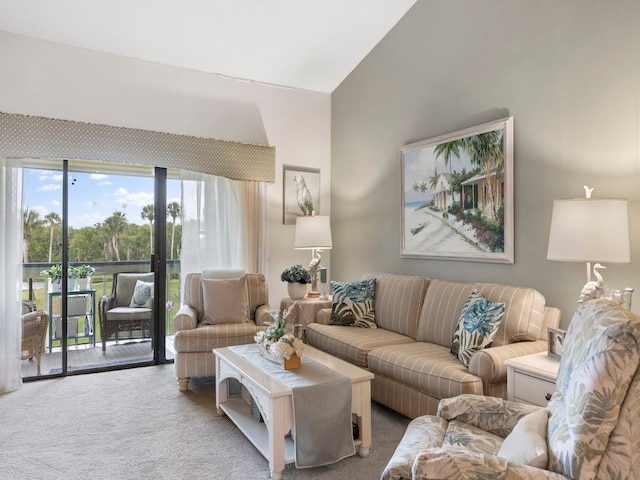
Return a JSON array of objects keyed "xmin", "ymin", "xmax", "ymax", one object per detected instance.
[
  {"xmin": 283, "ymin": 166, "xmax": 321, "ymax": 225},
  {"xmin": 400, "ymin": 116, "xmax": 514, "ymax": 263}
]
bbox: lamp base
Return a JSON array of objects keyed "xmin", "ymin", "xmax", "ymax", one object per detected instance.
[{"xmin": 307, "ymin": 291, "xmax": 320, "ymax": 298}]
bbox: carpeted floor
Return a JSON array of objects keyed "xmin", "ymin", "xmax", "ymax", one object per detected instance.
[{"xmin": 0, "ymin": 364, "xmax": 410, "ymax": 479}]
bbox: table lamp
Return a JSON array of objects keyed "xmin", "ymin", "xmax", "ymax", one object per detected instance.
[
  {"xmin": 547, "ymin": 186, "xmax": 631, "ymax": 307},
  {"xmin": 294, "ymin": 215, "xmax": 332, "ymax": 298}
]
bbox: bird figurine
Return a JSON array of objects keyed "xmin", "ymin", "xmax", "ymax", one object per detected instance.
[
  {"xmin": 578, "ymin": 263, "xmax": 606, "ymax": 303},
  {"xmin": 293, "ymin": 174, "xmax": 315, "ymax": 216}
]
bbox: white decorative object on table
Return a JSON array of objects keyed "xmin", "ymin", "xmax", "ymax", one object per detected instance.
[{"xmin": 255, "ymin": 304, "xmax": 304, "ymax": 369}]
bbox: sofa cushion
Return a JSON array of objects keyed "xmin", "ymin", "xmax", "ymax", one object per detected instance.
[
  {"xmin": 174, "ymin": 323, "xmax": 266, "ymax": 352},
  {"xmin": 361, "ymin": 273, "xmax": 430, "ymax": 338},
  {"xmin": 451, "ymin": 290, "xmax": 505, "ymax": 366},
  {"xmin": 129, "ymin": 280, "xmax": 154, "ymax": 308},
  {"xmin": 497, "ymin": 408, "xmax": 548, "ymax": 468},
  {"xmin": 306, "ymin": 322, "xmax": 415, "ymax": 368},
  {"xmin": 368, "ymin": 342, "xmax": 484, "ymax": 400},
  {"xmin": 416, "ymin": 280, "xmax": 475, "ymax": 347},
  {"xmin": 201, "ymin": 276, "xmax": 248, "ymax": 325},
  {"xmin": 416, "ymin": 280, "xmax": 546, "ymax": 347},
  {"xmin": 330, "ymin": 278, "xmax": 377, "ymax": 328},
  {"xmin": 474, "ymin": 283, "xmax": 545, "ymax": 346}
]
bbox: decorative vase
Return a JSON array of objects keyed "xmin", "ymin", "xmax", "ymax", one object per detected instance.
[
  {"xmin": 287, "ymin": 282, "xmax": 307, "ymax": 300},
  {"xmin": 76, "ymin": 277, "xmax": 90, "ymax": 291},
  {"xmin": 49, "ymin": 279, "xmax": 62, "ymax": 293}
]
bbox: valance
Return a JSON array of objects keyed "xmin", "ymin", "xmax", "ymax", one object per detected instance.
[{"xmin": 0, "ymin": 112, "xmax": 275, "ymax": 183}]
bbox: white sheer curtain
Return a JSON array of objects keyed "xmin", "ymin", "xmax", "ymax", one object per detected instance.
[
  {"xmin": 0, "ymin": 159, "xmax": 24, "ymax": 393},
  {"xmin": 180, "ymin": 172, "xmax": 267, "ymax": 291}
]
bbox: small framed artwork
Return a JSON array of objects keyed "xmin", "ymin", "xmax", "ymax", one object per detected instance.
[
  {"xmin": 400, "ymin": 116, "xmax": 514, "ymax": 263},
  {"xmin": 547, "ymin": 327, "xmax": 566, "ymax": 360},
  {"xmin": 283, "ymin": 166, "xmax": 320, "ymax": 225}
]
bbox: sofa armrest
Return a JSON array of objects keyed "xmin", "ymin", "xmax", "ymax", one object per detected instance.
[
  {"xmin": 255, "ymin": 304, "xmax": 271, "ymax": 326},
  {"xmin": 316, "ymin": 308, "xmax": 332, "ymax": 324},
  {"xmin": 469, "ymin": 339, "xmax": 549, "ymax": 384},
  {"xmin": 438, "ymin": 394, "xmax": 542, "ymax": 437},
  {"xmin": 173, "ymin": 305, "xmax": 198, "ymax": 331}
]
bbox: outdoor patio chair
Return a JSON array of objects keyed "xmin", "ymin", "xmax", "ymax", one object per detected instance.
[
  {"xmin": 21, "ymin": 302, "xmax": 49, "ymax": 376},
  {"xmin": 98, "ymin": 272, "xmax": 154, "ymax": 352}
]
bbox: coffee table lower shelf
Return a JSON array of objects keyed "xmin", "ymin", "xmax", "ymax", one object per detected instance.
[{"xmin": 219, "ymin": 394, "xmax": 296, "ymax": 466}]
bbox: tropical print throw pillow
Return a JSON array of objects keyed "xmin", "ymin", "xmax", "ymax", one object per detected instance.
[
  {"xmin": 330, "ymin": 278, "xmax": 376, "ymax": 328},
  {"xmin": 451, "ymin": 289, "xmax": 505, "ymax": 366}
]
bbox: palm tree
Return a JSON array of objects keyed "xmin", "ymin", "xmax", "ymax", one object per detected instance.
[
  {"xmin": 141, "ymin": 204, "xmax": 154, "ymax": 254},
  {"xmin": 103, "ymin": 211, "xmax": 128, "ymax": 261},
  {"xmin": 44, "ymin": 212, "xmax": 61, "ymax": 262},
  {"xmin": 428, "ymin": 168, "xmax": 440, "ymax": 190},
  {"xmin": 461, "ymin": 130, "xmax": 504, "ymax": 219},
  {"xmin": 434, "ymin": 140, "xmax": 464, "ymax": 202},
  {"xmin": 23, "ymin": 207, "xmax": 44, "ymax": 263},
  {"xmin": 167, "ymin": 201, "xmax": 181, "ymax": 260}
]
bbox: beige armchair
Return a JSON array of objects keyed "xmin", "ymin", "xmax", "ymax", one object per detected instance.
[
  {"xmin": 173, "ymin": 271, "xmax": 270, "ymax": 391},
  {"xmin": 382, "ymin": 299, "xmax": 640, "ymax": 479},
  {"xmin": 98, "ymin": 272, "xmax": 154, "ymax": 352},
  {"xmin": 21, "ymin": 303, "xmax": 49, "ymax": 376}
]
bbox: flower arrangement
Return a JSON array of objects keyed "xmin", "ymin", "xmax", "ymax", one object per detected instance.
[
  {"xmin": 280, "ymin": 264, "xmax": 312, "ymax": 284},
  {"xmin": 254, "ymin": 304, "xmax": 304, "ymax": 362}
]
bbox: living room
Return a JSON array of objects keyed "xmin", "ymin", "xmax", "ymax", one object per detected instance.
[
  {"xmin": 3, "ymin": 1, "xmax": 638, "ymax": 324},
  {"xmin": 1, "ymin": 1, "xmax": 639, "ymax": 478}
]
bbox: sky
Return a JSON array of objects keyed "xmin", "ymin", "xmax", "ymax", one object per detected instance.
[
  {"xmin": 24, "ymin": 168, "xmax": 181, "ymax": 229},
  {"xmin": 403, "ymin": 145, "xmax": 473, "ymax": 204}
]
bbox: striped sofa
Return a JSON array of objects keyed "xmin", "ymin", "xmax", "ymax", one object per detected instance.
[
  {"xmin": 306, "ymin": 273, "xmax": 561, "ymax": 419},
  {"xmin": 172, "ymin": 272, "xmax": 271, "ymax": 391}
]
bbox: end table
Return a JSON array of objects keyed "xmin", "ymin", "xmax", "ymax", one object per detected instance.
[
  {"xmin": 504, "ymin": 351, "xmax": 560, "ymax": 407},
  {"xmin": 279, "ymin": 296, "xmax": 332, "ymax": 327}
]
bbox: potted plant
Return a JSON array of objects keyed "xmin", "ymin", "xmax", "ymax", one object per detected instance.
[
  {"xmin": 41, "ymin": 264, "xmax": 64, "ymax": 292},
  {"xmin": 280, "ymin": 264, "xmax": 311, "ymax": 299},
  {"xmin": 70, "ymin": 264, "xmax": 95, "ymax": 290}
]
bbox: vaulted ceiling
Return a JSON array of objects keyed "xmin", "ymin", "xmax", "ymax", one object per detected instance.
[{"xmin": 0, "ymin": 0, "xmax": 416, "ymax": 93}]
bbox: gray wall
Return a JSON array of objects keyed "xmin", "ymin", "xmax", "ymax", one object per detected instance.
[{"xmin": 331, "ymin": 0, "xmax": 640, "ymax": 327}]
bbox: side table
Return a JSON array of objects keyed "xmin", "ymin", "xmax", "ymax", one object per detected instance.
[
  {"xmin": 504, "ymin": 351, "xmax": 560, "ymax": 407},
  {"xmin": 279, "ymin": 296, "xmax": 332, "ymax": 327}
]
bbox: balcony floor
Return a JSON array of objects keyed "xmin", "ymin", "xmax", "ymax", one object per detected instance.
[{"xmin": 21, "ymin": 336, "xmax": 175, "ymax": 378}]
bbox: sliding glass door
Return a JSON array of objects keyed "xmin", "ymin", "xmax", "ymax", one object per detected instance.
[{"xmin": 20, "ymin": 159, "xmax": 180, "ymax": 378}]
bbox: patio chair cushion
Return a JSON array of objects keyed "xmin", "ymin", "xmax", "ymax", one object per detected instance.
[
  {"xmin": 201, "ymin": 275, "xmax": 249, "ymax": 325},
  {"xmin": 115, "ymin": 272, "xmax": 154, "ymax": 307},
  {"xmin": 106, "ymin": 306, "xmax": 152, "ymax": 322}
]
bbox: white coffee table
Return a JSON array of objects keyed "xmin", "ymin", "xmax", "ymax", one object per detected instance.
[{"xmin": 214, "ymin": 344, "xmax": 374, "ymax": 480}]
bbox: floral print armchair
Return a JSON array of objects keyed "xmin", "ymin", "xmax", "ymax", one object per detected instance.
[{"xmin": 382, "ymin": 299, "xmax": 640, "ymax": 480}]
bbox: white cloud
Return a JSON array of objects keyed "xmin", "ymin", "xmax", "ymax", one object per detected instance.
[
  {"xmin": 90, "ymin": 173, "xmax": 108, "ymax": 180},
  {"xmin": 39, "ymin": 184, "xmax": 62, "ymax": 192}
]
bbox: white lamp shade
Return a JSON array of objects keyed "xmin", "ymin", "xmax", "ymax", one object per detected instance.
[
  {"xmin": 294, "ymin": 215, "xmax": 333, "ymax": 250},
  {"xmin": 547, "ymin": 198, "xmax": 630, "ymax": 263}
]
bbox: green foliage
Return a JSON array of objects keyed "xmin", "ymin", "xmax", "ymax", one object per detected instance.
[
  {"xmin": 40, "ymin": 264, "xmax": 63, "ymax": 281},
  {"xmin": 69, "ymin": 264, "xmax": 95, "ymax": 278},
  {"xmin": 280, "ymin": 264, "xmax": 311, "ymax": 284}
]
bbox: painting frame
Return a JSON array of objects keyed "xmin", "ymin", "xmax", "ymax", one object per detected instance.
[
  {"xmin": 547, "ymin": 327, "xmax": 566, "ymax": 360},
  {"xmin": 283, "ymin": 165, "xmax": 321, "ymax": 225},
  {"xmin": 400, "ymin": 116, "xmax": 514, "ymax": 263}
]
